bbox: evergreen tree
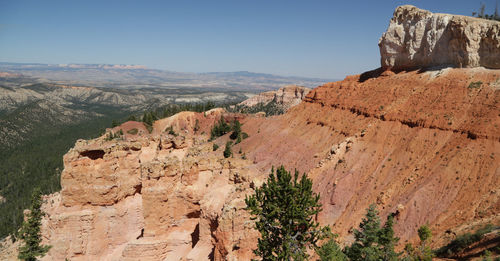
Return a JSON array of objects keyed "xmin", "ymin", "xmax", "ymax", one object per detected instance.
[
  {"xmin": 223, "ymin": 141, "xmax": 232, "ymax": 158},
  {"xmin": 210, "ymin": 116, "xmax": 231, "ymax": 140},
  {"xmin": 379, "ymin": 215, "xmax": 400, "ymax": 261},
  {"xmin": 402, "ymin": 225, "xmax": 434, "ymax": 261},
  {"xmin": 230, "ymin": 120, "xmax": 242, "ymax": 140},
  {"xmin": 18, "ymin": 188, "xmax": 51, "ymax": 261},
  {"xmin": 317, "ymin": 234, "xmax": 348, "ymax": 261},
  {"xmin": 346, "ymin": 204, "xmax": 382, "ymax": 260},
  {"xmin": 194, "ymin": 119, "xmax": 200, "ymax": 132},
  {"xmin": 416, "ymin": 225, "xmax": 434, "ymax": 261},
  {"xmin": 345, "ymin": 204, "xmax": 399, "ymax": 261},
  {"xmin": 245, "ymin": 166, "xmax": 327, "ymax": 260},
  {"xmin": 127, "ymin": 115, "xmax": 137, "ymax": 121}
]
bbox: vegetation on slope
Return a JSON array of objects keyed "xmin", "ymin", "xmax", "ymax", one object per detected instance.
[
  {"xmin": 0, "ymin": 106, "xmax": 130, "ymax": 238},
  {"xmin": 245, "ymin": 165, "xmax": 500, "ymax": 260},
  {"xmin": 229, "ymin": 101, "xmax": 286, "ymax": 116},
  {"xmin": 18, "ymin": 188, "xmax": 51, "ymax": 261},
  {"xmin": 0, "ymin": 100, "xmax": 242, "ymax": 239},
  {"xmin": 245, "ymin": 166, "xmax": 329, "ymax": 260}
]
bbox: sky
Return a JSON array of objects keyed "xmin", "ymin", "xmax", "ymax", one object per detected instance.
[{"xmin": 0, "ymin": 0, "xmax": 497, "ymax": 79}]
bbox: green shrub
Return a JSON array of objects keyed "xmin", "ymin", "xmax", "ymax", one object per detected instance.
[
  {"xmin": 105, "ymin": 130, "xmax": 123, "ymax": 141},
  {"xmin": 468, "ymin": 81, "xmax": 482, "ymax": 89},
  {"xmin": 435, "ymin": 224, "xmax": 495, "ymax": 258},
  {"xmin": 167, "ymin": 126, "xmax": 177, "ymax": 136},
  {"xmin": 127, "ymin": 128, "xmax": 138, "ymax": 135},
  {"xmin": 213, "ymin": 143, "xmax": 219, "ymax": 151}
]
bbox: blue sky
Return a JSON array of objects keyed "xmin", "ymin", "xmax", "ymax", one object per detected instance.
[{"xmin": 0, "ymin": 0, "xmax": 496, "ymax": 78}]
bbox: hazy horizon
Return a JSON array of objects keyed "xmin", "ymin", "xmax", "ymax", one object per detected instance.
[{"xmin": 0, "ymin": 0, "xmax": 497, "ymax": 78}]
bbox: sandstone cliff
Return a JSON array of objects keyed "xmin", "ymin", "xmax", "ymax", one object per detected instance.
[
  {"xmin": 237, "ymin": 85, "xmax": 311, "ymax": 114},
  {"xmin": 38, "ymin": 109, "xmax": 266, "ymax": 261},
  {"xmin": 379, "ymin": 5, "xmax": 500, "ymax": 70}
]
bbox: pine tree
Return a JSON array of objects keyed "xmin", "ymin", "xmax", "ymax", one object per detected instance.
[
  {"xmin": 245, "ymin": 166, "xmax": 327, "ymax": 260},
  {"xmin": 401, "ymin": 225, "xmax": 434, "ymax": 261},
  {"xmin": 230, "ymin": 120, "xmax": 242, "ymax": 140},
  {"xmin": 378, "ymin": 215, "xmax": 400, "ymax": 261},
  {"xmin": 210, "ymin": 116, "xmax": 231, "ymax": 140},
  {"xmin": 416, "ymin": 225, "xmax": 434, "ymax": 261},
  {"xmin": 18, "ymin": 188, "xmax": 51, "ymax": 261},
  {"xmin": 194, "ymin": 119, "xmax": 200, "ymax": 132},
  {"xmin": 317, "ymin": 234, "xmax": 348, "ymax": 261},
  {"xmin": 346, "ymin": 204, "xmax": 382, "ymax": 261},
  {"xmin": 345, "ymin": 204, "xmax": 399, "ymax": 261},
  {"xmin": 223, "ymin": 141, "xmax": 232, "ymax": 158}
]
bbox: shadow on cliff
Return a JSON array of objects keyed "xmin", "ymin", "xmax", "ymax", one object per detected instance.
[
  {"xmin": 358, "ymin": 67, "xmax": 385, "ymax": 83},
  {"xmin": 358, "ymin": 65, "xmax": 456, "ymax": 83}
]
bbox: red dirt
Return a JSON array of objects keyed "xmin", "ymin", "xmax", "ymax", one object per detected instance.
[{"xmin": 235, "ymin": 67, "xmax": 500, "ymax": 247}]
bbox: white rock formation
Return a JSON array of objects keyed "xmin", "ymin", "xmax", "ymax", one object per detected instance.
[{"xmin": 379, "ymin": 5, "xmax": 500, "ymax": 70}]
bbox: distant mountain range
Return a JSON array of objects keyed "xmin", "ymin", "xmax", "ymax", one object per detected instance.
[{"xmin": 0, "ymin": 62, "xmax": 333, "ymax": 91}]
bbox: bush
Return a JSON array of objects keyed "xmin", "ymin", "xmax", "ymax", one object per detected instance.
[
  {"xmin": 468, "ymin": 81, "xmax": 482, "ymax": 89},
  {"xmin": 167, "ymin": 126, "xmax": 177, "ymax": 136},
  {"xmin": 105, "ymin": 130, "xmax": 123, "ymax": 141},
  {"xmin": 435, "ymin": 224, "xmax": 495, "ymax": 258},
  {"xmin": 127, "ymin": 128, "xmax": 138, "ymax": 135},
  {"xmin": 213, "ymin": 143, "xmax": 219, "ymax": 151}
]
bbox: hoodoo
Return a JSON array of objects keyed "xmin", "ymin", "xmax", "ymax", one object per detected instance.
[{"xmin": 379, "ymin": 5, "xmax": 500, "ymax": 70}]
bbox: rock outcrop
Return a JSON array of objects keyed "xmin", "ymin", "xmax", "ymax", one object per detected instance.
[
  {"xmin": 237, "ymin": 85, "xmax": 311, "ymax": 112},
  {"xmin": 379, "ymin": 5, "xmax": 500, "ymax": 70},
  {"xmin": 38, "ymin": 109, "xmax": 265, "ymax": 261}
]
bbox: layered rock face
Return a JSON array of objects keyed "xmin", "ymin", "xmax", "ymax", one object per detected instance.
[
  {"xmin": 39, "ymin": 109, "xmax": 264, "ymax": 261},
  {"xmin": 241, "ymin": 67, "xmax": 500, "ymax": 247},
  {"xmin": 379, "ymin": 5, "xmax": 500, "ymax": 70},
  {"xmin": 238, "ymin": 85, "xmax": 311, "ymax": 111}
]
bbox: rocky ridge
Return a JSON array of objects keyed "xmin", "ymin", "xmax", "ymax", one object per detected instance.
[
  {"xmin": 237, "ymin": 85, "xmax": 311, "ymax": 111},
  {"xmin": 38, "ymin": 109, "xmax": 265, "ymax": 260},
  {"xmin": 380, "ymin": 5, "xmax": 500, "ymax": 70}
]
